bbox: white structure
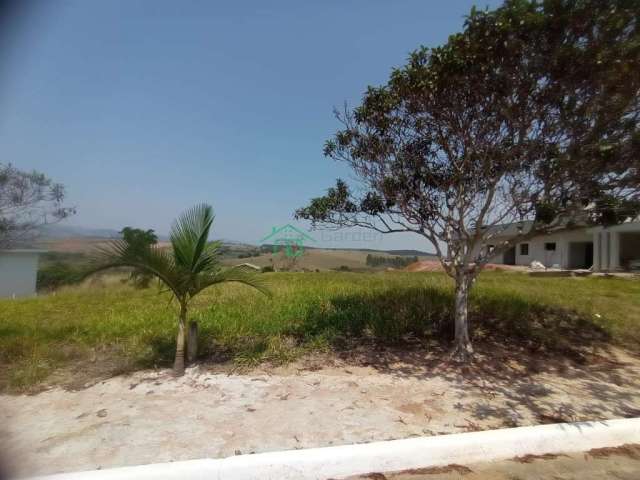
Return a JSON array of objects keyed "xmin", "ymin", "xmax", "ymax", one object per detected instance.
[
  {"xmin": 486, "ymin": 221, "xmax": 640, "ymax": 271},
  {"xmin": 0, "ymin": 249, "xmax": 45, "ymax": 298},
  {"xmin": 30, "ymin": 418, "xmax": 640, "ymax": 480}
]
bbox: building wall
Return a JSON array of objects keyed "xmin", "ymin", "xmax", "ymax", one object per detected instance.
[
  {"xmin": 513, "ymin": 230, "xmax": 592, "ymax": 268},
  {"xmin": 0, "ymin": 252, "xmax": 40, "ymax": 298},
  {"xmin": 480, "ymin": 222, "xmax": 639, "ymax": 271},
  {"xmin": 482, "ymin": 229, "xmax": 593, "ymax": 268},
  {"xmin": 592, "ymin": 222, "xmax": 640, "ymax": 271}
]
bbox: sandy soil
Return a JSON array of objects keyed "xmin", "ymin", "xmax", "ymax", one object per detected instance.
[
  {"xmin": 343, "ymin": 446, "xmax": 640, "ymax": 479},
  {"xmin": 2, "ymin": 347, "xmax": 640, "ymax": 477}
]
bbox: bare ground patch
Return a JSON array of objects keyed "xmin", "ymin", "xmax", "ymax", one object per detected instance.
[
  {"xmin": 344, "ymin": 450, "xmax": 640, "ymax": 479},
  {"xmin": 2, "ymin": 344, "xmax": 640, "ymax": 477},
  {"xmin": 586, "ymin": 443, "xmax": 640, "ymax": 460},
  {"xmin": 511, "ymin": 452, "xmax": 569, "ymax": 463},
  {"xmin": 398, "ymin": 464, "xmax": 473, "ymax": 475}
]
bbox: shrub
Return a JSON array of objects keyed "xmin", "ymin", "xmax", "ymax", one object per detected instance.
[
  {"xmin": 238, "ymin": 249, "xmax": 261, "ymax": 259},
  {"xmin": 37, "ymin": 262, "xmax": 84, "ymax": 290},
  {"xmin": 366, "ymin": 254, "xmax": 418, "ymax": 268}
]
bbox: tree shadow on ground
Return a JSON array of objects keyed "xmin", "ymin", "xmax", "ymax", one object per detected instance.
[
  {"xmin": 297, "ymin": 285, "xmax": 611, "ymax": 360},
  {"xmin": 295, "ymin": 286, "xmax": 640, "ymax": 427}
]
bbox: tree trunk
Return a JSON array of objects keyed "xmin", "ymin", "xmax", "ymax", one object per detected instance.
[
  {"xmin": 173, "ymin": 303, "xmax": 187, "ymax": 376},
  {"xmin": 452, "ymin": 274, "xmax": 473, "ymax": 362},
  {"xmin": 187, "ymin": 321, "xmax": 198, "ymax": 364}
]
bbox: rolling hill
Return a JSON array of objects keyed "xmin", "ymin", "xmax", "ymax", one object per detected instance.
[{"xmin": 35, "ymin": 225, "xmax": 437, "ymax": 271}]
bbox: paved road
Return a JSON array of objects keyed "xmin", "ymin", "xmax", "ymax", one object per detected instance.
[{"xmin": 343, "ymin": 446, "xmax": 640, "ymax": 479}]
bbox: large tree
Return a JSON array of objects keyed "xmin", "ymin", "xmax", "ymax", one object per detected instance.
[
  {"xmin": 0, "ymin": 164, "xmax": 75, "ymax": 247},
  {"xmin": 296, "ymin": 0, "xmax": 640, "ymax": 360}
]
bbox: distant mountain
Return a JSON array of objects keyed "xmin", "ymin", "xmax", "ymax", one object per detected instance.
[
  {"xmin": 39, "ymin": 224, "xmax": 121, "ymax": 239},
  {"xmin": 38, "ymin": 224, "xmax": 179, "ymax": 241},
  {"xmin": 217, "ymin": 239, "xmax": 256, "ymax": 248},
  {"xmin": 37, "ymin": 225, "xmax": 436, "ymax": 257}
]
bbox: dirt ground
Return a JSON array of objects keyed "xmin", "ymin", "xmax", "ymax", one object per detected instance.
[
  {"xmin": 342, "ymin": 445, "xmax": 640, "ymax": 480},
  {"xmin": 2, "ymin": 346, "xmax": 640, "ymax": 477},
  {"xmin": 405, "ymin": 260, "xmax": 527, "ymax": 273}
]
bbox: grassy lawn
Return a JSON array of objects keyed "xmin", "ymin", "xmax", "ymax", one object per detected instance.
[{"xmin": 1, "ymin": 271, "xmax": 639, "ymax": 392}]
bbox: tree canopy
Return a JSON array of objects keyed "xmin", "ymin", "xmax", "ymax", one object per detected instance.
[
  {"xmin": 296, "ymin": 0, "xmax": 640, "ymax": 359},
  {"xmin": 119, "ymin": 227, "xmax": 160, "ymax": 288},
  {"xmin": 0, "ymin": 164, "xmax": 75, "ymax": 248},
  {"xmin": 120, "ymin": 227, "xmax": 158, "ymax": 249}
]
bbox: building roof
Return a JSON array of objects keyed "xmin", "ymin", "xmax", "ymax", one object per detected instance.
[
  {"xmin": 480, "ymin": 221, "xmax": 534, "ymax": 238},
  {"xmin": 482, "ymin": 217, "xmax": 640, "ymax": 238}
]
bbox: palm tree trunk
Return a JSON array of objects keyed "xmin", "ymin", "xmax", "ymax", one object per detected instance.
[
  {"xmin": 187, "ymin": 320, "xmax": 198, "ymax": 364},
  {"xmin": 173, "ymin": 302, "xmax": 187, "ymax": 375}
]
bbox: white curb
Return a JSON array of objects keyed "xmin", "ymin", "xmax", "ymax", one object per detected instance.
[{"xmin": 32, "ymin": 417, "xmax": 640, "ymax": 480}]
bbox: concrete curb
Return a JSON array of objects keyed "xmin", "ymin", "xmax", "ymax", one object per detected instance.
[{"xmin": 33, "ymin": 417, "xmax": 640, "ymax": 480}]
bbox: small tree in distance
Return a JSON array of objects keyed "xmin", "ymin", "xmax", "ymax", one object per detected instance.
[
  {"xmin": 296, "ymin": 0, "xmax": 640, "ymax": 361},
  {"xmin": 119, "ymin": 227, "xmax": 159, "ymax": 288}
]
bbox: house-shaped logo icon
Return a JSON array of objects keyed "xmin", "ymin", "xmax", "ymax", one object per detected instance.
[{"xmin": 260, "ymin": 224, "xmax": 315, "ymax": 258}]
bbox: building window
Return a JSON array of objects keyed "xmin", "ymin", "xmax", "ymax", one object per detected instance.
[
  {"xmin": 545, "ymin": 242, "xmax": 557, "ymax": 251},
  {"xmin": 520, "ymin": 243, "xmax": 529, "ymax": 255}
]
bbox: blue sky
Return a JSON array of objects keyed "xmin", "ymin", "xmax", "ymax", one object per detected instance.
[{"xmin": 1, "ymin": 0, "xmax": 501, "ymax": 250}]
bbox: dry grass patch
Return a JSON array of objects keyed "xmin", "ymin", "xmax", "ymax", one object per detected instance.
[{"xmin": 1, "ymin": 271, "xmax": 639, "ymax": 392}]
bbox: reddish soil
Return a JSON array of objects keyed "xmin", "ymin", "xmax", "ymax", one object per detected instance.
[{"xmin": 406, "ymin": 260, "xmax": 525, "ymax": 273}]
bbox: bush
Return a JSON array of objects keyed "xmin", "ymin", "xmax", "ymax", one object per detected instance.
[
  {"xmin": 366, "ymin": 254, "xmax": 418, "ymax": 268},
  {"xmin": 238, "ymin": 250, "xmax": 261, "ymax": 259},
  {"xmin": 37, "ymin": 262, "xmax": 84, "ymax": 290},
  {"xmin": 261, "ymin": 265, "xmax": 275, "ymax": 273}
]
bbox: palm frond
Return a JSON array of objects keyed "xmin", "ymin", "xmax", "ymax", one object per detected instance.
[
  {"xmin": 89, "ymin": 240, "xmax": 184, "ymax": 298},
  {"xmin": 170, "ymin": 203, "xmax": 214, "ymax": 273},
  {"xmin": 192, "ymin": 240, "xmax": 224, "ymax": 274},
  {"xmin": 193, "ymin": 265, "xmax": 271, "ymax": 297},
  {"xmin": 88, "ymin": 204, "xmax": 268, "ymax": 307}
]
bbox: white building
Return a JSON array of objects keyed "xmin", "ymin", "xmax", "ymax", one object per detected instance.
[
  {"xmin": 0, "ymin": 249, "xmax": 45, "ymax": 298},
  {"xmin": 485, "ymin": 221, "xmax": 640, "ymax": 271}
]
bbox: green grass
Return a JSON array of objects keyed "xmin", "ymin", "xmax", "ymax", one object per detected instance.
[{"xmin": 1, "ymin": 271, "xmax": 639, "ymax": 391}]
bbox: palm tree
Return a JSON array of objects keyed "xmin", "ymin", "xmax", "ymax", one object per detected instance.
[{"xmin": 91, "ymin": 204, "xmax": 269, "ymax": 375}]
